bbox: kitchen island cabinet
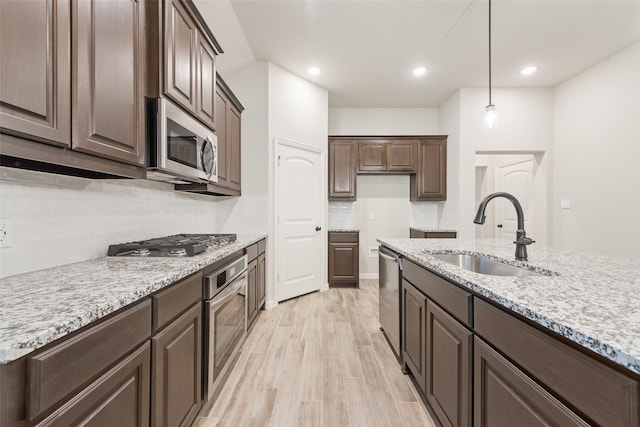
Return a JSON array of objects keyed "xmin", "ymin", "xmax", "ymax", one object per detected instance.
[
  {"xmin": 0, "ymin": 0, "xmax": 147, "ymax": 178},
  {"xmin": 380, "ymin": 238, "xmax": 640, "ymax": 427}
]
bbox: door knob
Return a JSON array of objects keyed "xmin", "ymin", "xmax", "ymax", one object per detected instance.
[
  {"xmin": 497, "ymin": 224, "xmax": 503, "ymax": 228},
  {"xmin": 315, "ymin": 226, "xmax": 322, "ymax": 231}
]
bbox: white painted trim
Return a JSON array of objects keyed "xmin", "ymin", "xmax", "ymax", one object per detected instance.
[
  {"xmin": 264, "ymin": 299, "xmax": 278, "ymax": 310},
  {"xmin": 273, "ymin": 137, "xmax": 327, "ymax": 303},
  {"xmin": 359, "ymin": 273, "xmax": 379, "ymax": 280}
]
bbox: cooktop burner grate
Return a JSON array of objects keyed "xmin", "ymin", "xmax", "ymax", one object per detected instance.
[{"xmin": 107, "ymin": 234, "xmax": 237, "ymax": 257}]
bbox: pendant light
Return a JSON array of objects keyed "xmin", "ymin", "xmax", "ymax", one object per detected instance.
[{"xmin": 482, "ymin": 0, "xmax": 500, "ymax": 129}]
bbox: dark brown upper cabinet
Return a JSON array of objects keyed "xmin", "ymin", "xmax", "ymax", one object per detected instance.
[
  {"xmin": 358, "ymin": 140, "xmax": 387, "ymax": 172},
  {"xmin": 0, "ymin": 0, "xmax": 147, "ymax": 178},
  {"xmin": 410, "ymin": 136, "xmax": 447, "ymax": 201},
  {"xmin": 328, "ymin": 136, "xmax": 445, "ymax": 201},
  {"xmin": 358, "ymin": 140, "xmax": 417, "ymax": 173},
  {"xmin": 0, "ymin": 0, "xmax": 71, "ymax": 147},
  {"xmin": 329, "ymin": 139, "xmax": 357, "ymax": 200},
  {"xmin": 148, "ymin": 0, "xmax": 222, "ymax": 131},
  {"xmin": 73, "ymin": 0, "xmax": 146, "ymax": 166}
]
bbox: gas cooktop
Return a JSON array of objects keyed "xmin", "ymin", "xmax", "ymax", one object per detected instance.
[{"xmin": 107, "ymin": 234, "xmax": 237, "ymax": 257}]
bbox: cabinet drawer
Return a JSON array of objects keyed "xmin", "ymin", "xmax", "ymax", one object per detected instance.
[
  {"xmin": 474, "ymin": 298, "xmax": 639, "ymax": 427},
  {"xmin": 328, "ymin": 232, "xmax": 359, "ymax": 243},
  {"xmin": 246, "ymin": 243, "xmax": 258, "ymax": 261},
  {"xmin": 27, "ymin": 300, "xmax": 152, "ymax": 420},
  {"xmin": 258, "ymin": 238, "xmax": 266, "ymax": 255},
  {"xmin": 153, "ymin": 272, "xmax": 202, "ymax": 331},
  {"xmin": 403, "ymin": 259, "xmax": 472, "ymax": 326}
]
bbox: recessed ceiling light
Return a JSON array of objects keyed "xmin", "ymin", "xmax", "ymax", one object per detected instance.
[
  {"xmin": 307, "ymin": 67, "xmax": 320, "ymax": 76},
  {"xmin": 520, "ymin": 65, "xmax": 538, "ymax": 76},
  {"xmin": 412, "ymin": 67, "xmax": 427, "ymax": 77}
]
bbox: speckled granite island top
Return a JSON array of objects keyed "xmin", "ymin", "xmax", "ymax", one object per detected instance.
[
  {"xmin": 377, "ymin": 238, "xmax": 640, "ymax": 375},
  {"xmin": 0, "ymin": 234, "xmax": 266, "ymax": 364}
]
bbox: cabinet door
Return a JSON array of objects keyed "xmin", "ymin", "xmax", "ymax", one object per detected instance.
[
  {"xmin": 227, "ymin": 104, "xmax": 242, "ymax": 192},
  {"xmin": 196, "ymin": 33, "xmax": 216, "ymax": 129},
  {"xmin": 402, "ymin": 280, "xmax": 427, "ymax": 392},
  {"xmin": 387, "ymin": 140, "xmax": 417, "ymax": 172},
  {"xmin": 328, "ymin": 242, "xmax": 358, "ymax": 285},
  {"xmin": 37, "ymin": 343, "xmax": 151, "ymax": 427},
  {"xmin": 73, "ymin": 0, "xmax": 146, "ymax": 165},
  {"xmin": 247, "ymin": 259, "xmax": 258, "ymax": 328},
  {"xmin": 165, "ymin": 0, "xmax": 197, "ymax": 113},
  {"xmin": 151, "ymin": 303, "xmax": 202, "ymax": 427},
  {"xmin": 474, "ymin": 337, "xmax": 590, "ymax": 427},
  {"xmin": 426, "ymin": 302, "xmax": 472, "ymax": 427},
  {"xmin": 257, "ymin": 252, "xmax": 266, "ymax": 309},
  {"xmin": 0, "ymin": 0, "xmax": 71, "ymax": 147},
  {"xmin": 214, "ymin": 90, "xmax": 229, "ymax": 188},
  {"xmin": 358, "ymin": 140, "xmax": 387, "ymax": 172},
  {"xmin": 328, "ymin": 139, "xmax": 357, "ymax": 200},
  {"xmin": 411, "ymin": 137, "xmax": 447, "ymax": 201}
]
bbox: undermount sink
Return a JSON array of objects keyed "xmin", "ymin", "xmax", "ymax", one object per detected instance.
[{"xmin": 432, "ymin": 253, "xmax": 543, "ymax": 277}]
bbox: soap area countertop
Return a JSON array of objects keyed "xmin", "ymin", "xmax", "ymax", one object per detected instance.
[
  {"xmin": 377, "ymin": 237, "xmax": 640, "ymax": 375},
  {"xmin": 0, "ymin": 234, "xmax": 266, "ymax": 364}
]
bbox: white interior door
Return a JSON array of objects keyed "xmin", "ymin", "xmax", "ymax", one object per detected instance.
[
  {"xmin": 276, "ymin": 140, "xmax": 323, "ymax": 302},
  {"xmin": 496, "ymin": 158, "xmax": 534, "ymax": 241}
]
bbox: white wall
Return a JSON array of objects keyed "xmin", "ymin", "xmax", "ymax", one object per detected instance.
[
  {"xmin": 456, "ymin": 88, "xmax": 554, "ymax": 239},
  {"xmin": 328, "ymin": 108, "xmax": 439, "ymax": 135},
  {"xmin": 0, "ymin": 168, "xmax": 219, "ymax": 278},
  {"xmin": 552, "ymin": 42, "xmax": 640, "ymax": 258}
]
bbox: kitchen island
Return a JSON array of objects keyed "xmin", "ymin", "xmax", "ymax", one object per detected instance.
[{"xmin": 378, "ymin": 237, "xmax": 639, "ymax": 427}]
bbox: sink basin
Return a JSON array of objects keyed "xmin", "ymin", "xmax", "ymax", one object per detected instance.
[{"xmin": 432, "ymin": 253, "xmax": 542, "ymax": 277}]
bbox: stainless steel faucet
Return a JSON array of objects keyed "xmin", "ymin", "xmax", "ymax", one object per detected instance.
[{"xmin": 473, "ymin": 192, "xmax": 535, "ymax": 261}]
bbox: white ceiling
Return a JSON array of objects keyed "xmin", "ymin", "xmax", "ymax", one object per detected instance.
[{"xmin": 195, "ymin": 0, "xmax": 640, "ymax": 108}]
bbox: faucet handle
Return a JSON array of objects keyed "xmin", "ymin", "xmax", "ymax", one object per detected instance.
[{"xmin": 514, "ymin": 236, "xmax": 535, "ymax": 246}]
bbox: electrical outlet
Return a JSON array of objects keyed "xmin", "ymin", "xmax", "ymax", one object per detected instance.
[
  {"xmin": 368, "ymin": 213, "xmax": 376, "ymax": 220},
  {"xmin": 368, "ymin": 247, "xmax": 379, "ymax": 257},
  {"xmin": 0, "ymin": 220, "xmax": 11, "ymax": 248},
  {"xmin": 560, "ymin": 199, "xmax": 571, "ymax": 209}
]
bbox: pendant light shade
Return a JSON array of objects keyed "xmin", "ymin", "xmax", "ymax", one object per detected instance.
[{"xmin": 482, "ymin": 0, "xmax": 500, "ymax": 129}]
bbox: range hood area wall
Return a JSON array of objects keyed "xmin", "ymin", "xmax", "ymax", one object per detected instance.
[{"xmin": 0, "ymin": 168, "xmax": 220, "ymax": 278}]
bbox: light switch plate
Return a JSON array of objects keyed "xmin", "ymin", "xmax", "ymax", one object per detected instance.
[{"xmin": 560, "ymin": 199, "xmax": 571, "ymax": 209}]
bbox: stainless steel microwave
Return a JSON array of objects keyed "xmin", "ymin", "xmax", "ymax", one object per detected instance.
[{"xmin": 146, "ymin": 97, "xmax": 218, "ymax": 184}]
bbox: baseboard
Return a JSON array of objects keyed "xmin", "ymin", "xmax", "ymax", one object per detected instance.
[
  {"xmin": 359, "ymin": 273, "xmax": 379, "ymax": 280},
  {"xmin": 320, "ymin": 284, "xmax": 330, "ymax": 292},
  {"xmin": 264, "ymin": 299, "xmax": 278, "ymax": 310}
]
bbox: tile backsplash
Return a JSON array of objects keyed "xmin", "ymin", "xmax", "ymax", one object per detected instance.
[{"xmin": 0, "ymin": 167, "xmax": 221, "ymax": 278}]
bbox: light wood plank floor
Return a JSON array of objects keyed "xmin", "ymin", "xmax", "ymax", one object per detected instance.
[{"xmin": 195, "ymin": 279, "xmax": 437, "ymax": 427}]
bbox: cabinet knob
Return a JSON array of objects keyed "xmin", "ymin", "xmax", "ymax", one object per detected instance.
[{"xmin": 315, "ymin": 226, "xmax": 322, "ymax": 231}]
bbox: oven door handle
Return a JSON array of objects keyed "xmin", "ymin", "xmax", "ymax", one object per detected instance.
[{"xmin": 211, "ymin": 273, "xmax": 247, "ymax": 308}]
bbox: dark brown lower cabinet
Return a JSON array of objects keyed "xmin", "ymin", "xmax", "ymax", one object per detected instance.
[
  {"xmin": 474, "ymin": 337, "xmax": 589, "ymax": 427},
  {"xmin": 247, "ymin": 258, "xmax": 259, "ymax": 328},
  {"xmin": 426, "ymin": 302, "xmax": 472, "ymax": 427},
  {"xmin": 37, "ymin": 343, "xmax": 151, "ymax": 427},
  {"xmin": 257, "ymin": 252, "xmax": 266, "ymax": 309},
  {"xmin": 402, "ymin": 279, "xmax": 427, "ymax": 391},
  {"xmin": 328, "ymin": 231, "xmax": 359, "ymax": 286},
  {"xmin": 151, "ymin": 303, "xmax": 202, "ymax": 427},
  {"xmin": 409, "ymin": 229, "xmax": 457, "ymax": 239}
]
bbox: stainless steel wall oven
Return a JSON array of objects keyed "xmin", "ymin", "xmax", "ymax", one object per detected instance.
[{"xmin": 203, "ymin": 254, "xmax": 247, "ymax": 401}]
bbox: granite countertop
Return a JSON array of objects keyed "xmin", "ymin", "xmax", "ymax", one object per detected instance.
[
  {"xmin": 410, "ymin": 227, "xmax": 457, "ymax": 233},
  {"xmin": 377, "ymin": 238, "xmax": 640, "ymax": 375},
  {"xmin": 0, "ymin": 234, "xmax": 266, "ymax": 364},
  {"xmin": 328, "ymin": 228, "xmax": 360, "ymax": 232}
]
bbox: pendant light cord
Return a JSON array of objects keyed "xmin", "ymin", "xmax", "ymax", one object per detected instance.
[{"xmin": 488, "ymin": 0, "xmax": 492, "ymax": 106}]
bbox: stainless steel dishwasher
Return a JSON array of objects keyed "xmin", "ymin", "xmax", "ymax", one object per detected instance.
[{"xmin": 379, "ymin": 246, "xmax": 402, "ymax": 358}]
